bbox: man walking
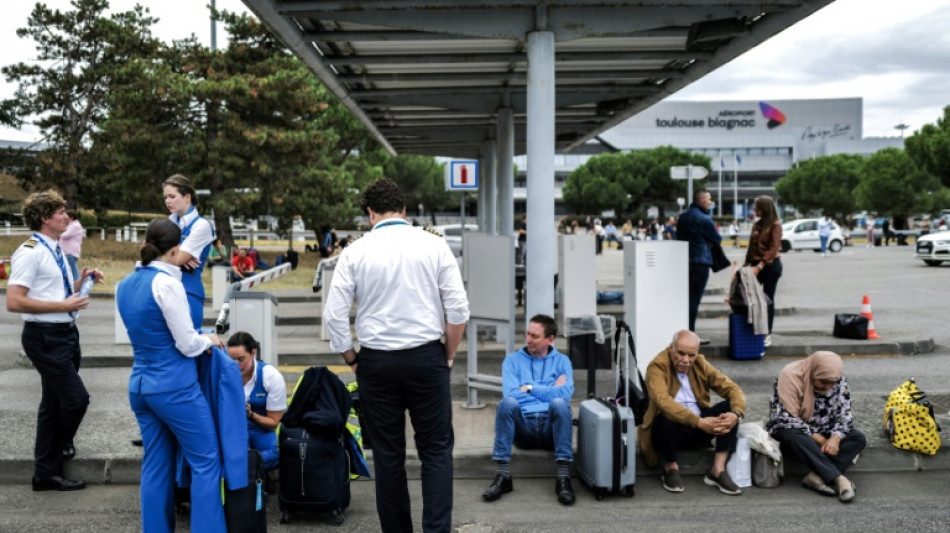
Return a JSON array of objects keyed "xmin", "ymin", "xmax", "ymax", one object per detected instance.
[
  {"xmin": 6, "ymin": 190, "xmax": 103, "ymax": 491},
  {"xmin": 324, "ymin": 178, "xmax": 470, "ymax": 533},
  {"xmin": 677, "ymin": 189, "xmax": 721, "ymax": 341}
]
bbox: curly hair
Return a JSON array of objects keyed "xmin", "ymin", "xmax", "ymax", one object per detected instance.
[
  {"xmin": 360, "ymin": 178, "xmax": 406, "ymax": 216},
  {"xmin": 22, "ymin": 190, "xmax": 66, "ymax": 231}
]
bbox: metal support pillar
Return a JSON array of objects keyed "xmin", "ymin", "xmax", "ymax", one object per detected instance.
[
  {"xmin": 525, "ymin": 29, "xmax": 556, "ymax": 320},
  {"xmin": 496, "ymin": 105, "xmax": 515, "ymax": 345},
  {"xmin": 485, "ymin": 140, "xmax": 498, "ymax": 235}
]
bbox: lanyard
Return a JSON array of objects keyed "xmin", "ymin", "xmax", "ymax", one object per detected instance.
[
  {"xmin": 34, "ymin": 233, "xmax": 73, "ymax": 298},
  {"xmin": 374, "ymin": 219, "xmax": 409, "ymax": 230}
]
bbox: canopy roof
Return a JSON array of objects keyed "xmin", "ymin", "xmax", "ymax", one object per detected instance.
[{"xmin": 241, "ymin": 0, "xmax": 834, "ymax": 158}]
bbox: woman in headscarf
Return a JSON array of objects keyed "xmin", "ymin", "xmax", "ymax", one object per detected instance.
[{"xmin": 767, "ymin": 351, "xmax": 866, "ymax": 502}]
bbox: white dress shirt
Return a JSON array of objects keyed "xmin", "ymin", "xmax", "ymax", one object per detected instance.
[
  {"xmin": 244, "ymin": 360, "xmax": 288, "ymax": 412},
  {"xmin": 324, "ymin": 219, "xmax": 470, "ymax": 353},
  {"xmin": 144, "ymin": 261, "xmax": 212, "ymax": 357},
  {"xmin": 674, "ymin": 371, "xmax": 702, "ymax": 416},
  {"xmin": 9, "ymin": 233, "xmax": 75, "ymax": 323},
  {"xmin": 170, "ymin": 208, "xmax": 214, "ymax": 260}
]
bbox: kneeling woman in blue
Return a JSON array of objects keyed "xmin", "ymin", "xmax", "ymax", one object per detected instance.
[
  {"xmin": 227, "ymin": 331, "xmax": 287, "ymax": 470},
  {"xmin": 117, "ymin": 219, "xmax": 227, "ymax": 532}
]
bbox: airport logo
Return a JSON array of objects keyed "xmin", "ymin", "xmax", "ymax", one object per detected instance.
[{"xmin": 759, "ymin": 102, "xmax": 786, "ymax": 129}]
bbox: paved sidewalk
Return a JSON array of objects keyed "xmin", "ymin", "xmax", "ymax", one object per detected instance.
[{"xmin": 1, "ymin": 244, "xmax": 947, "ymax": 485}]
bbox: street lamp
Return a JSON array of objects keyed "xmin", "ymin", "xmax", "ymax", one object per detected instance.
[{"xmin": 894, "ymin": 122, "xmax": 910, "ymax": 139}]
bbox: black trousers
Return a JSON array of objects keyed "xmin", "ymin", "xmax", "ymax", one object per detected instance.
[
  {"xmin": 357, "ymin": 341, "xmax": 453, "ymax": 533},
  {"xmin": 772, "ymin": 428, "xmax": 867, "ymax": 485},
  {"xmin": 651, "ymin": 401, "xmax": 737, "ymax": 464},
  {"xmin": 754, "ymin": 258, "xmax": 783, "ymax": 333},
  {"xmin": 21, "ymin": 321, "xmax": 90, "ymax": 479},
  {"xmin": 688, "ymin": 263, "xmax": 711, "ymax": 332}
]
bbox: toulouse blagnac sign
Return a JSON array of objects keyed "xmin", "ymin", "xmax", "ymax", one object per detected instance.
[
  {"xmin": 655, "ymin": 102, "xmax": 787, "ymax": 131},
  {"xmin": 651, "ymin": 101, "xmax": 854, "ymax": 141}
]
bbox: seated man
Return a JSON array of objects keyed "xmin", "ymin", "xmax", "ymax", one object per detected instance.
[
  {"xmin": 226, "ymin": 331, "xmax": 286, "ymax": 470},
  {"xmin": 231, "ymin": 247, "xmax": 255, "ymax": 283},
  {"xmin": 639, "ymin": 330, "xmax": 747, "ymax": 495},
  {"xmin": 483, "ymin": 314, "xmax": 576, "ymax": 506}
]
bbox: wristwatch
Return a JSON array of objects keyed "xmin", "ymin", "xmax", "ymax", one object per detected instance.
[
  {"xmin": 732, "ymin": 410, "xmax": 744, "ymax": 421},
  {"xmin": 526, "ymin": 384, "xmax": 533, "ymax": 393}
]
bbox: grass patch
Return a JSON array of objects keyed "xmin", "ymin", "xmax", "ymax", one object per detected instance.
[{"xmin": 0, "ymin": 235, "xmax": 323, "ymax": 294}]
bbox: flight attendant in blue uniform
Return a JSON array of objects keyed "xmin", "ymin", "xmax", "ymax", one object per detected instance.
[
  {"xmin": 117, "ymin": 218, "xmax": 227, "ymax": 533},
  {"xmin": 163, "ymin": 174, "xmax": 214, "ymax": 330},
  {"xmin": 226, "ymin": 331, "xmax": 286, "ymax": 470}
]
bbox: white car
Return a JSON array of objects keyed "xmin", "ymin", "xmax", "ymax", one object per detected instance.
[
  {"xmin": 781, "ymin": 218, "xmax": 846, "ymax": 253},
  {"xmin": 430, "ymin": 224, "xmax": 478, "ymax": 256},
  {"xmin": 915, "ymin": 230, "xmax": 950, "ymax": 266}
]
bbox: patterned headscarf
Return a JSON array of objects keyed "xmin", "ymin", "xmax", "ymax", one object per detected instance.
[{"xmin": 776, "ymin": 351, "xmax": 843, "ymax": 420}]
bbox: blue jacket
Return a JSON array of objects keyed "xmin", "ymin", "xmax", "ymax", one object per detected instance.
[
  {"xmin": 178, "ymin": 347, "xmax": 248, "ymax": 491},
  {"xmin": 677, "ymin": 203, "xmax": 722, "ymax": 266},
  {"xmin": 502, "ymin": 347, "xmax": 574, "ymax": 415}
]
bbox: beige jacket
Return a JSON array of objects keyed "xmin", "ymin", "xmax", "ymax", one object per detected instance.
[{"xmin": 636, "ymin": 347, "xmax": 747, "ymax": 467}]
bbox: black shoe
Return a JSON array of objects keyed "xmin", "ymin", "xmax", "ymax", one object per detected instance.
[
  {"xmin": 482, "ymin": 474, "xmax": 513, "ymax": 502},
  {"xmin": 32, "ymin": 475, "xmax": 86, "ymax": 492},
  {"xmin": 131, "ymin": 439, "xmax": 143, "ymax": 447},
  {"xmin": 555, "ymin": 476, "xmax": 575, "ymax": 505},
  {"xmin": 62, "ymin": 444, "xmax": 76, "ymax": 461}
]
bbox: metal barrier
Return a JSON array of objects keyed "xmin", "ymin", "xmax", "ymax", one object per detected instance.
[{"xmin": 214, "ymin": 263, "xmax": 292, "ymax": 333}]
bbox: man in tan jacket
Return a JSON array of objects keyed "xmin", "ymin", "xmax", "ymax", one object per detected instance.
[{"xmin": 637, "ymin": 330, "xmax": 747, "ymax": 495}]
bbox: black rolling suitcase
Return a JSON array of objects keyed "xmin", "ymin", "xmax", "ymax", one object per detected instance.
[
  {"xmin": 278, "ymin": 425, "xmax": 350, "ymax": 525},
  {"xmin": 224, "ymin": 448, "xmax": 268, "ymax": 533}
]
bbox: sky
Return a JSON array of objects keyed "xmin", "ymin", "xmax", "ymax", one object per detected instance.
[{"xmin": 1, "ymin": 0, "xmax": 948, "ymax": 143}]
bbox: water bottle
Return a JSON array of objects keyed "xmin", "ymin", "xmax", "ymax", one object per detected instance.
[{"xmin": 78, "ymin": 274, "xmax": 95, "ymax": 297}]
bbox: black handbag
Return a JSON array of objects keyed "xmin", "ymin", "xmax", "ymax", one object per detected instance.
[
  {"xmin": 833, "ymin": 313, "xmax": 868, "ymax": 340},
  {"xmin": 613, "ymin": 321, "xmax": 648, "ymax": 425},
  {"xmin": 710, "ymin": 244, "xmax": 731, "ymax": 272}
]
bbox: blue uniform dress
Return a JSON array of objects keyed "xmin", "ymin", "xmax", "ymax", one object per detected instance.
[
  {"xmin": 247, "ymin": 360, "xmax": 280, "ymax": 470},
  {"xmin": 117, "ymin": 265, "xmax": 224, "ymax": 533},
  {"xmin": 172, "ymin": 207, "xmax": 214, "ymax": 330}
]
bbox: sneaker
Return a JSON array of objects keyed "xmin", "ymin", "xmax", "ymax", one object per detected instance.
[
  {"xmin": 704, "ymin": 470, "xmax": 742, "ymax": 495},
  {"xmin": 661, "ymin": 469, "xmax": 684, "ymax": 493},
  {"xmin": 764, "ymin": 335, "xmax": 772, "ymax": 347}
]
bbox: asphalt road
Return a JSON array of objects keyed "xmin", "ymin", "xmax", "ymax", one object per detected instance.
[{"xmin": 1, "ymin": 473, "xmax": 949, "ymax": 533}]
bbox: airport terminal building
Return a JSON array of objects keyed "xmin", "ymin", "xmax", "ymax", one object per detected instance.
[{"xmin": 515, "ymin": 97, "xmax": 903, "ymax": 218}]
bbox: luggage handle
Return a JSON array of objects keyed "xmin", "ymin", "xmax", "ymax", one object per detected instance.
[{"xmin": 613, "ymin": 321, "xmax": 644, "ymax": 409}]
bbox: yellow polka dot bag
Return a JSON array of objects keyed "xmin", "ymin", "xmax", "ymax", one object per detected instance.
[{"xmin": 883, "ymin": 379, "xmax": 941, "ymax": 455}]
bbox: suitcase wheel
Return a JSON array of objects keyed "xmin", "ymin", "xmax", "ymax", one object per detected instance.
[
  {"xmin": 594, "ymin": 488, "xmax": 606, "ymax": 501},
  {"xmin": 623, "ymin": 485, "xmax": 635, "ymax": 498},
  {"xmin": 332, "ymin": 508, "xmax": 345, "ymax": 526},
  {"xmin": 280, "ymin": 512, "xmax": 292, "ymax": 524}
]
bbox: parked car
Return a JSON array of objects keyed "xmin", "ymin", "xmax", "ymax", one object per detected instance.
[
  {"xmin": 914, "ymin": 230, "xmax": 950, "ymax": 266},
  {"xmin": 780, "ymin": 218, "xmax": 846, "ymax": 253},
  {"xmin": 430, "ymin": 224, "xmax": 478, "ymax": 256}
]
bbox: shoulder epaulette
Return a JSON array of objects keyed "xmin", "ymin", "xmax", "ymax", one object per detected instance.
[
  {"xmin": 22, "ymin": 238, "xmax": 38, "ymax": 248},
  {"xmin": 423, "ymin": 227, "xmax": 443, "ymax": 237}
]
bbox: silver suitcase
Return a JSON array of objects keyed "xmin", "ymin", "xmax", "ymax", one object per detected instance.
[{"xmin": 576, "ymin": 322, "xmax": 637, "ymax": 499}]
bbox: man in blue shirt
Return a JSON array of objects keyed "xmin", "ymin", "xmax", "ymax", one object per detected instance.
[
  {"xmin": 482, "ymin": 314, "xmax": 576, "ymax": 505},
  {"xmin": 676, "ymin": 189, "xmax": 721, "ymax": 342}
]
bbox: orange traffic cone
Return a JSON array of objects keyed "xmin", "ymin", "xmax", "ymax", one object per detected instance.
[{"xmin": 861, "ymin": 295, "xmax": 881, "ymax": 339}]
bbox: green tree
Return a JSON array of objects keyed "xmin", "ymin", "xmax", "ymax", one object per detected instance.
[
  {"xmin": 855, "ymin": 148, "xmax": 945, "ymax": 227},
  {"xmin": 384, "ymin": 154, "xmax": 452, "ymax": 224},
  {"xmin": 93, "ymin": 10, "xmax": 380, "ymax": 246},
  {"xmin": 562, "ymin": 146, "xmax": 708, "ymax": 216},
  {"xmin": 905, "ymin": 106, "xmax": 950, "ymax": 189},
  {"xmin": 774, "ymin": 154, "xmax": 865, "ymax": 217},
  {"xmin": 1, "ymin": 0, "xmax": 158, "ymax": 209}
]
